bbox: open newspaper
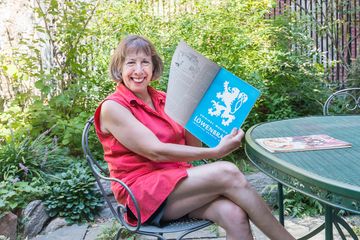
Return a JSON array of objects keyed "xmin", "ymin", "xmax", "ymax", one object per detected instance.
[{"xmin": 165, "ymin": 41, "xmax": 261, "ymax": 147}]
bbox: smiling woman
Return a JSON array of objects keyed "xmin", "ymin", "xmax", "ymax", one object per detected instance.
[{"xmin": 93, "ymin": 34, "xmax": 295, "ymax": 240}]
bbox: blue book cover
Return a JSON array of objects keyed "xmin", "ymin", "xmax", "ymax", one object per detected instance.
[
  {"xmin": 185, "ymin": 68, "xmax": 261, "ymax": 147},
  {"xmin": 165, "ymin": 41, "xmax": 261, "ymax": 147}
]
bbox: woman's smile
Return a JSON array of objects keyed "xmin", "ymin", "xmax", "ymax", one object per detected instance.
[{"xmin": 132, "ymin": 77, "xmax": 146, "ymax": 83}]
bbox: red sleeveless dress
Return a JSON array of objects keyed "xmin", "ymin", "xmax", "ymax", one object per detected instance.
[{"xmin": 94, "ymin": 83, "xmax": 191, "ymax": 225}]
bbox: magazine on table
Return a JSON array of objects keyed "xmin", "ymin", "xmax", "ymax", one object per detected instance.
[
  {"xmin": 164, "ymin": 41, "xmax": 261, "ymax": 147},
  {"xmin": 255, "ymin": 134, "xmax": 352, "ymax": 153}
]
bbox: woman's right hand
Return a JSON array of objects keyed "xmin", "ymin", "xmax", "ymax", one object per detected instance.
[{"xmin": 215, "ymin": 128, "xmax": 244, "ymax": 158}]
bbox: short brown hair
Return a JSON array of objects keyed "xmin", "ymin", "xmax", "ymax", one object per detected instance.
[{"xmin": 109, "ymin": 35, "xmax": 163, "ymax": 82}]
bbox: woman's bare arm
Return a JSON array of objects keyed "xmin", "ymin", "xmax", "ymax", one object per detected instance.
[{"xmin": 100, "ymin": 100, "xmax": 243, "ymax": 162}]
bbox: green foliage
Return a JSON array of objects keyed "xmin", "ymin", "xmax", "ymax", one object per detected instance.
[
  {"xmin": 95, "ymin": 220, "xmax": 134, "ymax": 240},
  {"xmin": 283, "ymin": 188, "xmax": 324, "ymax": 217},
  {"xmin": 0, "ymin": 127, "xmax": 71, "ymax": 182},
  {"xmin": 257, "ymin": 13, "xmax": 329, "ymax": 121},
  {"xmin": 221, "ymin": 149, "xmax": 256, "ymax": 173},
  {"xmin": 0, "ymin": 105, "xmax": 30, "ymax": 142},
  {"xmin": 1, "ymin": 0, "xmax": 328, "ymax": 145},
  {"xmin": 1, "ymin": 0, "xmax": 113, "ymax": 152},
  {"xmin": 0, "ymin": 178, "xmax": 46, "ymax": 214},
  {"xmin": 347, "ymin": 57, "xmax": 360, "ymax": 87},
  {"xmin": 267, "ymin": 185, "xmax": 324, "ymax": 217},
  {"xmin": 353, "ymin": 226, "xmax": 360, "ymax": 236},
  {"xmin": 44, "ymin": 162, "xmax": 103, "ymax": 224},
  {"xmin": 0, "ymin": 127, "xmax": 69, "ymax": 214}
]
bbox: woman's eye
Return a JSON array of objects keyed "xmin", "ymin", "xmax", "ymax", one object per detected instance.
[{"xmin": 126, "ymin": 61, "xmax": 135, "ymax": 66}]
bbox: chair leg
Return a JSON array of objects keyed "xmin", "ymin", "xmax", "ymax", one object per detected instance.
[
  {"xmin": 114, "ymin": 227, "xmax": 123, "ymax": 240},
  {"xmin": 158, "ymin": 233, "xmax": 164, "ymax": 240}
]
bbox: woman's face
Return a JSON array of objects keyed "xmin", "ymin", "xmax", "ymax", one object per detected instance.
[{"xmin": 122, "ymin": 50, "xmax": 153, "ymax": 97}]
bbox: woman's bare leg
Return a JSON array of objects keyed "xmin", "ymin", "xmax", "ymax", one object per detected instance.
[
  {"xmin": 163, "ymin": 161, "xmax": 295, "ymax": 240},
  {"xmin": 187, "ymin": 197, "xmax": 253, "ymax": 240}
]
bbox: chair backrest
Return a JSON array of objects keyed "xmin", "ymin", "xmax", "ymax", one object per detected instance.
[
  {"xmin": 82, "ymin": 116, "xmax": 108, "ymax": 175},
  {"xmin": 81, "ymin": 117, "xmax": 119, "ymax": 218},
  {"xmin": 81, "ymin": 116, "xmax": 141, "ymax": 231},
  {"xmin": 323, "ymin": 87, "xmax": 360, "ymax": 115}
]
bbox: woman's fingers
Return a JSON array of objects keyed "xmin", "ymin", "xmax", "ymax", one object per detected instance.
[
  {"xmin": 230, "ymin": 128, "xmax": 238, "ymax": 136},
  {"xmin": 215, "ymin": 128, "xmax": 245, "ymax": 158}
]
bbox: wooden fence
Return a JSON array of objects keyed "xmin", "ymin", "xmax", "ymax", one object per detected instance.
[{"xmin": 268, "ymin": 0, "xmax": 360, "ymax": 85}]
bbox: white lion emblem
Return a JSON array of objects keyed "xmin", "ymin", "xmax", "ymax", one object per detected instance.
[{"xmin": 208, "ymin": 81, "xmax": 248, "ymax": 126}]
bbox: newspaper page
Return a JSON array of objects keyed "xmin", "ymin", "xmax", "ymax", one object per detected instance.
[{"xmin": 165, "ymin": 41, "xmax": 220, "ymax": 126}]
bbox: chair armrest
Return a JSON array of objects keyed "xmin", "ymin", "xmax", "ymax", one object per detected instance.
[
  {"xmin": 105, "ymin": 177, "xmax": 141, "ymax": 232},
  {"xmin": 86, "ymin": 156, "xmax": 141, "ymax": 232}
]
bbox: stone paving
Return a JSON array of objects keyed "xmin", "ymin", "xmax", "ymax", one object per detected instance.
[{"xmin": 31, "ymin": 214, "xmax": 360, "ymax": 240}]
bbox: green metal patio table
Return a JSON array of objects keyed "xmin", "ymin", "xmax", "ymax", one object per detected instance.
[{"xmin": 244, "ymin": 115, "xmax": 360, "ymax": 240}]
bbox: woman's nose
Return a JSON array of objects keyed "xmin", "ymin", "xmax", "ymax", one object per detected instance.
[{"xmin": 134, "ymin": 63, "xmax": 143, "ymax": 73}]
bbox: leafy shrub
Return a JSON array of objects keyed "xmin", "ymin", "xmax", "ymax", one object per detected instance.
[
  {"xmin": 266, "ymin": 185, "xmax": 324, "ymax": 217},
  {"xmin": 347, "ymin": 57, "xmax": 360, "ymax": 87},
  {"xmin": 44, "ymin": 162, "xmax": 103, "ymax": 224},
  {"xmin": 257, "ymin": 13, "xmax": 329, "ymax": 121},
  {"xmin": 0, "ymin": 127, "xmax": 71, "ymax": 182},
  {"xmin": 0, "ymin": 178, "xmax": 46, "ymax": 214},
  {"xmin": 0, "ymin": 127, "xmax": 69, "ymax": 214},
  {"xmin": 95, "ymin": 220, "xmax": 134, "ymax": 240},
  {"xmin": 0, "ymin": 104, "xmax": 32, "ymax": 143},
  {"xmin": 283, "ymin": 188, "xmax": 324, "ymax": 217}
]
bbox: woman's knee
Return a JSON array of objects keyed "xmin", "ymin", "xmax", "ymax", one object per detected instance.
[{"xmin": 213, "ymin": 161, "xmax": 249, "ymax": 189}]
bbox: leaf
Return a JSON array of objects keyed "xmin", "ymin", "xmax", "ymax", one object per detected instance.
[
  {"xmin": 49, "ymin": 211, "xmax": 58, "ymax": 217},
  {"xmin": 78, "ymin": 202, "xmax": 84, "ymax": 210},
  {"xmin": 34, "ymin": 80, "xmax": 45, "ymax": 89},
  {"xmin": 0, "ymin": 200, "xmax": 6, "ymax": 208},
  {"xmin": 9, "ymin": 202, "xmax": 19, "ymax": 209}
]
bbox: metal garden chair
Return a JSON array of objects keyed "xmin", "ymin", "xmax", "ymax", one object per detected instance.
[
  {"xmin": 323, "ymin": 87, "xmax": 360, "ymax": 115},
  {"xmin": 82, "ymin": 116, "xmax": 212, "ymax": 240}
]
